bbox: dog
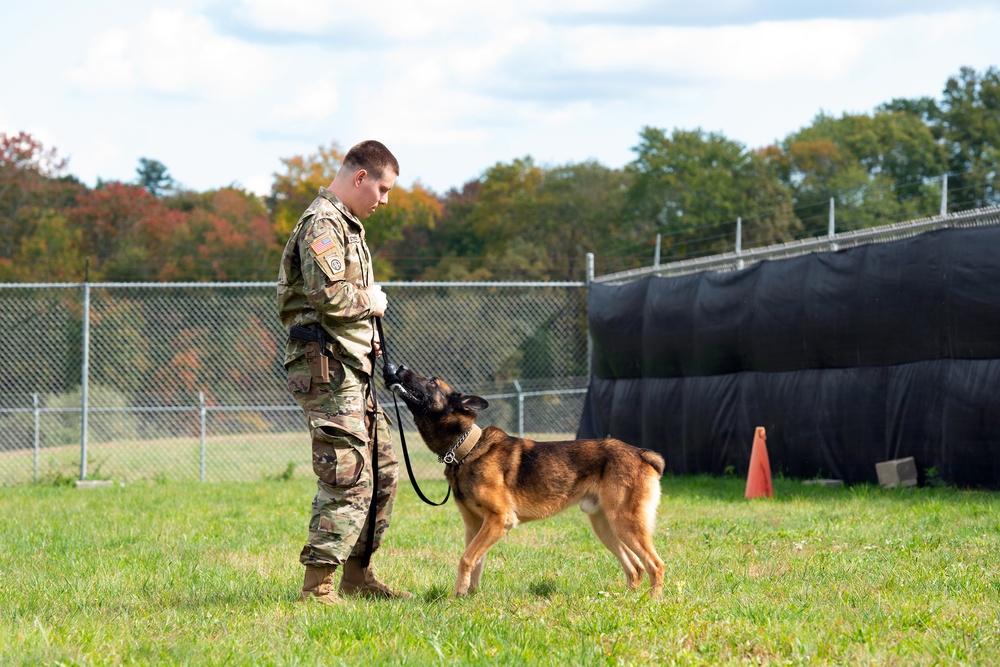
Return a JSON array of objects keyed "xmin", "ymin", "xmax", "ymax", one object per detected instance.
[{"xmin": 392, "ymin": 365, "xmax": 666, "ymax": 597}]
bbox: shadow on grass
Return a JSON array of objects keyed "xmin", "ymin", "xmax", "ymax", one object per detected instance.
[
  {"xmin": 421, "ymin": 584, "xmax": 451, "ymax": 603},
  {"xmin": 529, "ymin": 579, "xmax": 559, "ymax": 598}
]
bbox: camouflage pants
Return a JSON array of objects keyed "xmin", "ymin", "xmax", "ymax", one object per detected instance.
[{"xmin": 285, "ymin": 355, "xmax": 399, "ymax": 567}]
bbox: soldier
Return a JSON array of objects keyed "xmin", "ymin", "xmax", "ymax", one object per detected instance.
[{"xmin": 277, "ymin": 140, "xmax": 411, "ymax": 604}]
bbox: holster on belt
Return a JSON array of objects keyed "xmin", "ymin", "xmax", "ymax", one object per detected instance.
[
  {"xmin": 304, "ymin": 341, "xmax": 330, "ymax": 384},
  {"xmin": 290, "ymin": 324, "xmax": 331, "ymax": 384}
]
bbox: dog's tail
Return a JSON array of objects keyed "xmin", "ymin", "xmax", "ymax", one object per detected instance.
[{"xmin": 640, "ymin": 449, "xmax": 666, "ymax": 476}]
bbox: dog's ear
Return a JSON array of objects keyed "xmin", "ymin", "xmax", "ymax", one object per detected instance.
[{"xmin": 460, "ymin": 394, "xmax": 489, "ymax": 413}]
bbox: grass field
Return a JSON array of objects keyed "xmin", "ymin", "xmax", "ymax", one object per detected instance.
[{"xmin": 2, "ymin": 474, "xmax": 999, "ymax": 665}]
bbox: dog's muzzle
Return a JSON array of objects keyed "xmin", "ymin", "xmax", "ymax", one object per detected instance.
[
  {"xmin": 384, "ymin": 363, "xmax": 418, "ymax": 402},
  {"xmin": 383, "ymin": 360, "xmax": 402, "ymax": 391}
]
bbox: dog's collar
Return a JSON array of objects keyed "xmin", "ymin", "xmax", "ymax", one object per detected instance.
[{"xmin": 438, "ymin": 424, "xmax": 482, "ymax": 466}]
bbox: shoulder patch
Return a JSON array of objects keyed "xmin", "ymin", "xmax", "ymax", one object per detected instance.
[
  {"xmin": 327, "ymin": 255, "xmax": 344, "ymax": 277},
  {"xmin": 311, "ymin": 235, "xmax": 336, "ymax": 255}
]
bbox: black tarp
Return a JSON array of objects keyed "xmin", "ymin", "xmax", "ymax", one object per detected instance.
[{"xmin": 578, "ymin": 226, "xmax": 1000, "ymax": 487}]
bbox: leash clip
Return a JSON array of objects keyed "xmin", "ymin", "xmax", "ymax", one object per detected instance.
[{"xmin": 438, "ymin": 427, "xmax": 473, "ymax": 466}]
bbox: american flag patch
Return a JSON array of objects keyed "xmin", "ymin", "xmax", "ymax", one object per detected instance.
[{"xmin": 310, "ymin": 235, "xmax": 335, "ymax": 255}]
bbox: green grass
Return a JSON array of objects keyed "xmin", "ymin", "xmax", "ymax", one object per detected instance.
[{"xmin": 2, "ymin": 476, "xmax": 999, "ymax": 665}]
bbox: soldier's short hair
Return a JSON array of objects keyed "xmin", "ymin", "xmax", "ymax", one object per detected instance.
[{"xmin": 343, "ymin": 140, "xmax": 399, "ymax": 180}]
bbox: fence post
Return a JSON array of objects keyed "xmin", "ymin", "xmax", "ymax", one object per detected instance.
[
  {"xmin": 33, "ymin": 393, "xmax": 40, "ymax": 483},
  {"xmin": 940, "ymin": 173, "xmax": 948, "ymax": 216},
  {"xmin": 512, "ymin": 380, "xmax": 524, "ymax": 437},
  {"xmin": 828, "ymin": 198, "xmax": 838, "ymax": 251},
  {"xmin": 585, "ymin": 253, "xmax": 594, "ymax": 383},
  {"xmin": 199, "ymin": 391, "xmax": 207, "ymax": 482},
  {"xmin": 79, "ymin": 280, "xmax": 91, "ymax": 481},
  {"xmin": 735, "ymin": 217, "xmax": 744, "ymax": 270},
  {"xmin": 653, "ymin": 234, "xmax": 661, "ymax": 267}
]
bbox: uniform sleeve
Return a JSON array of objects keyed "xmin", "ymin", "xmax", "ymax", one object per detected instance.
[{"xmin": 298, "ymin": 216, "xmax": 373, "ymax": 323}]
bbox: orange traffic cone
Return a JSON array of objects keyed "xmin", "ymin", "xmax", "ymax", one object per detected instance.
[{"xmin": 745, "ymin": 426, "xmax": 773, "ymax": 499}]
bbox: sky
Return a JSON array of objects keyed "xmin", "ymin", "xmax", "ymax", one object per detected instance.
[{"xmin": 1, "ymin": 0, "xmax": 998, "ymax": 197}]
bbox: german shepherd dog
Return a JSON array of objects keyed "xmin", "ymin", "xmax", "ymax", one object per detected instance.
[{"xmin": 392, "ymin": 365, "xmax": 666, "ymax": 597}]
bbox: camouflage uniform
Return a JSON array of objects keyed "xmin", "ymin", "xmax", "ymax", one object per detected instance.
[{"xmin": 277, "ymin": 187, "xmax": 399, "ymax": 567}]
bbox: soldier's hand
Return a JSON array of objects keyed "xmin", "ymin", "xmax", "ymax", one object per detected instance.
[{"xmin": 366, "ymin": 285, "xmax": 388, "ymax": 317}]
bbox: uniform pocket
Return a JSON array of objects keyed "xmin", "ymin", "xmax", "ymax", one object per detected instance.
[
  {"xmin": 311, "ymin": 439, "xmax": 365, "ymax": 487},
  {"xmin": 287, "ymin": 369, "xmax": 311, "ymax": 395}
]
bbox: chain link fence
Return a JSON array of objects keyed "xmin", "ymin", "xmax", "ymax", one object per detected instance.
[{"xmin": 0, "ymin": 281, "xmax": 588, "ymax": 486}]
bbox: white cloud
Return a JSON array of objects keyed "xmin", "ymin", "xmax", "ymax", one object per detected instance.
[
  {"xmin": 7, "ymin": 0, "xmax": 997, "ymax": 197},
  {"xmin": 234, "ymin": 0, "xmax": 340, "ymax": 34},
  {"xmin": 69, "ymin": 9, "xmax": 275, "ymax": 100},
  {"xmin": 270, "ymin": 81, "xmax": 339, "ymax": 123}
]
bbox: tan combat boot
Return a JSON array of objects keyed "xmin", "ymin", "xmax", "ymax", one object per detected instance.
[
  {"xmin": 338, "ymin": 557, "xmax": 414, "ymax": 600},
  {"xmin": 300, "ymin": 565, "xmax": 342, "ymax": 605}
]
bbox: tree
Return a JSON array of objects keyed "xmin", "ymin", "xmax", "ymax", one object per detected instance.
[
  {"xmin": 625, "ymin": 127, "xmax": 799, "ymax": 261},
  {"xmin": 136, "ymin": 158, "xmax": 175, "ymax": 197},
  {"xmin": 269, "ymin": 142, "xmax": 444, "ymax": 281},
  {"xmin": 159, "ymin": 187, "xmax": 276, "ymax": 281},
  {"xmin": 777, "ymin": 111, "xmax": 945, "ymax": 234},
  {"xmin": 534, "ymin": 160, "xmax": 631, "ymax": 280},
  {"xmin": 368, "ymin": 182, "xmax": 442, "ymax": 281},
  {"xmin": 70, "ymin": 182, "xmax": 186, "ymax": 281},
  {"xmin": 413, "ymin": 180, "xmax": 492, "ymax": 281},
  {"xmin": 3, "ymin": 210, "xmax": 83, "ymax": 282},
  {"xmin": 0, "ymin": 132, "xmax": 74, "ymax": 264},
  {"xmin": 880, "ymin": 66, "xmax": 1000, "ymax": 212},
  {"xmin": 937, "ymin": 66, "xmax": 1000, "ymax": 209},
  {"xmin": 268, "ymin": 142, "xmax": 345, "ymax": 239},
  {"xmin": 418, "ymin": 158, "xmax": 629, "ymax": 281}
]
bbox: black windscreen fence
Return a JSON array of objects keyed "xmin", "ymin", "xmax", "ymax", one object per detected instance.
[{"xmin": 578, "ymin": 225, "xmax": 1000, "ymax": 488}]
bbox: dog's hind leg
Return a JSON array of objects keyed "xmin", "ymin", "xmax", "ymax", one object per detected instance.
[
  {"xmin": 587, "ymin": 509, "xmax": 644, "ymax": 589},
  {"xmin": 602, "ymin": 478, "xmax": 665, "ymax": 597},
  {"xmin": 608, "ymin": 521, "xmax": 664, "ymax": 597}
]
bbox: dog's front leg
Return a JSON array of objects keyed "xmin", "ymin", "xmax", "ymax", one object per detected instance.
[
  {"xmin": 455, "ymin": 511, "xmax": 507, "ymax": 596},
  {"xmin": 457, "ymin": 503, "xmax": 487, "ymax": 593}
]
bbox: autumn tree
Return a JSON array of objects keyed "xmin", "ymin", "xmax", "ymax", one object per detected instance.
[
  {"xmin": 70, "ymin": 182, "xmax": 186, "ymax": 281},
  {"xmin": 268, "ymin": 142, "xmax": 345, "ymax": 239},
  {"xmin": 417, "ymin": 158, "xmax": 628, "ymax": 281},
  {"xmin": 269, "ymin": 141, "xmax": 441, "ymax": 281},
  {"xmin": 159, "ymin": 187, "xmax": 276, "ymax": 281},
  {"xmin": 369, "ymin": 182, "xmax": 442, "ymax": 280},
  {"xmin": 0, "ymin": 132, "xmax": 85, "ymax": 279}
]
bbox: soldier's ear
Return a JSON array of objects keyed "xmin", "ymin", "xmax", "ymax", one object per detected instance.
[{"xmin": 461, "ymin": 395, "xmax": 489, "ymax": 413}]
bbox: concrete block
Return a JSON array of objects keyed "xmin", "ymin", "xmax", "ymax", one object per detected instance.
[
  {"xmin": 875, "ymin": 457, "xmax": 918, "ymax": 489},
  {"xmin": 75, "ymin": 479, "xmax": 114, "ymax": 489}
]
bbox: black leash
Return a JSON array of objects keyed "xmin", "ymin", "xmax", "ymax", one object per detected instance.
[
  {"xmin": 360, "ymin": 371, "xmax": 379, "ymax": 568},
  {"xmin": 375, "ymin": 317, "xmax": 451, "ymax": 507}
]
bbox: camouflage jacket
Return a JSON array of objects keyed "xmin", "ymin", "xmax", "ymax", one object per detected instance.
[{"xmin": 277, "ymin": 187, "xmax": 376, "ymax": 376}]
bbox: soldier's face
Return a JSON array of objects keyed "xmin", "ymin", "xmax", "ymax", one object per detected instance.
[{"xmin": 352, "ymin": 168, "xmax": 396, "ymax": 219}]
